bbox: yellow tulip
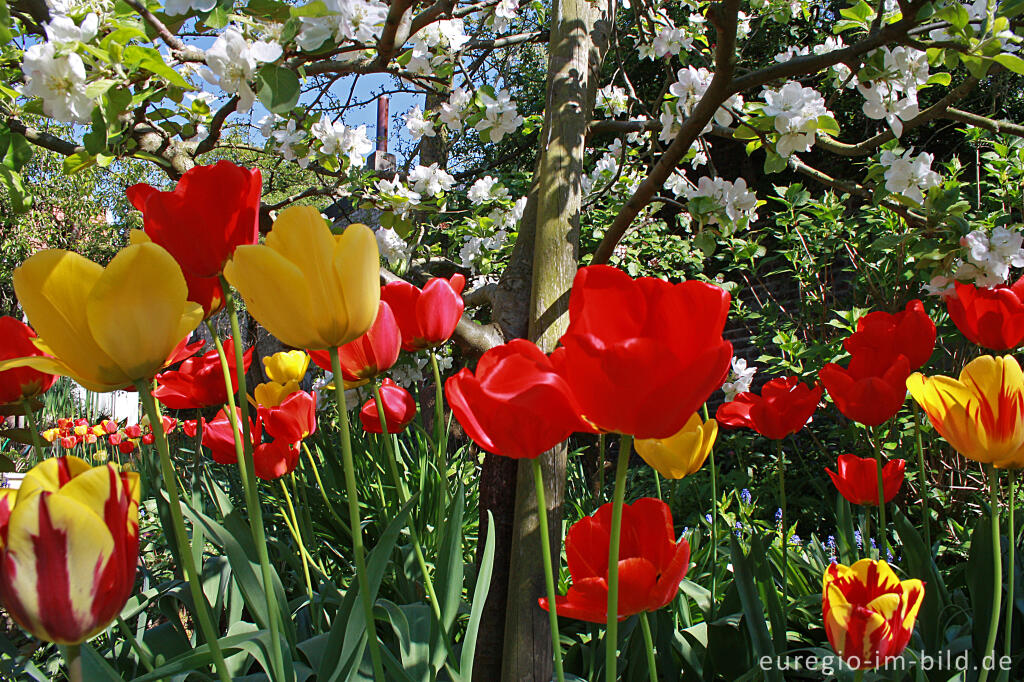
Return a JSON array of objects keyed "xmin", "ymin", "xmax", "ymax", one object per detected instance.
[
  {"xmin": 264, "ymin": 350, "xmax": 310, "ymax": 385},
  {"xmin": 254, "ymin": 380, "xmax": 301, "ymax": 408},
  {"xmin": 224, "ymin": 206, "xmax": 380, "ymax": 350},
  {"xmin": 907, "ymin": 354, "xmax": 1024, "ymax": 468},
  {"xmin": 0, "ymin": 244, "xmax": 203, "ymax": 392},
  {"xmin": 634, "ymin": 413, "xmax": 718, "ymax": 479}
]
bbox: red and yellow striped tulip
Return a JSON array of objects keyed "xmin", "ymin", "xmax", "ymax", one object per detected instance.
[
  {"xmin": 0, "ymin": 456, "xmax": 140, "ymax": 644},
  {"xmin": 822, "ymin": 559, "xmax": 924, "ymax": 670},
  {"xmin": 907, "ymin": 354, "xmax": 1024, "ymax": 468}
]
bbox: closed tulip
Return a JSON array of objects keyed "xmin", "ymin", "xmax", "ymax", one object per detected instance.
[
  {"xmin": 2, "ymin": 244, "xmax": 203, "ymax": 392},
  {"xmin": 0, "ymin": 456, "xmax": 139, "ymax": 644},
  {"xmin": 224, "ymin": 206, "xmax": 380, "ymax": 350},
  {"xmin": 309, "ymin": 301, "xmax": 402, "ymax": 381},
  {"xmin": 253, "ymin": 438, "xmax": 300, "ymax": 481},
  {"xmin": 381, "ymin": 274, "xmax": 465, "ymax": 351},
  {"xmin": 556, "ymin": 265, "xmax": 732, "ymax": 439},
  {"xmin": 822, "ymin": 559, "xmax": 924, "ymax": 669},
  {"xmin": 819, "ymin": 353, "xmax": 911, "ymax": 427},
  {"xmin": 360, "ymin": 379, "xmax": 416, "ymax": 434},
  {"xmin": 203, "ymin": 407, "xmax": 261, "ymax": 465},
  {"xmin": 907, "ymin": 354, "xmax": 1024, "ymax": 468},
  {"xmin": 844, "ymin": 300, "xmax": 935, "ymax": 370},
  {"xmin": 127, "ymin": 160, "xmax": 261, "ymax": 278},
  {"xmin": 0, "ymin": 317, "xmax": 55, "ymax": 407},
  {"xmin": 446, "ymin": 340, "xmax": 585, "ymax": 458},
  {"xmin": 716, "ymin": 376, "xmax": 821, "ymax": 440},
  {"xmin": 945, "ymin": 278, "xmax": 1024, "ymax": 351},
  {"xmin": 538, "ymin": 497, "xmax": 690, "ymax": 622},
  {"xmin": 154, "ymin": 337, "xmax": 253, "ymax": 409},
  {"xmin": 634, "ymin": 413, "xmax": 717, "ymax": 479},
  {"xmin": 262, "ymin": 390, "xmax": 317, "ymax": 443},
  {"xmin": 826, "ymin": 454, "xmax": 906, "ymax": 506}
]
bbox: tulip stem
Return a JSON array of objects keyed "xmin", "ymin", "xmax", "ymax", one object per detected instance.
[
  {"xmin": 19, "ymin": 398, "xmax": 45, "ymax": 464},
  {"xmin": 371, "ymin": 381, "xmax": 444, "ymax": 623},
  {"xmin": 206, "ymin": 316, "xmax": 286, "ymax": 681},
  {"xmin": 302, "ymin": 442, "xmax": 352, "ymax": 535},
  {"xmin": 912, "ymin": 403, "xmax": 931, "ymax": 553},
  {"xmin": 776, "ymin": 440, "xmax": 788, "ymax": 617},
  {"xmin": 135, "ymin": 383, "xmax": 232, "ymax": 682},
  {"xmin": 331, "ymin": 349, "xmax": 386, "ymax": 681},
  {"xmin": 871, "ymin": 428, "xmax": 888, "ymax": 560},
  {"xmin": 639, "ymin": 611, "xmax": 658, "ymax": 682},
  {"xmin": 653, "ymin": 471, "xmax": 662, "ymax": 501},
  {"xmin": 596, "ymin": 433, "xmax": 606, "ymax": 505},
  {"xmin": 979, "ymin": 463, "xmax": 1002, "ymax": 682},
  {"xmin": 606, "ymin": 434, "xmax": 633, "ymax": 682},
  {"xmin": 1004, "ymin": 469, "xmax": 1016, "ymax": 665},
  {"xmin": 281, "ymin": 478, "xmax": 314, "ymax": 604},
  {"xmin": 709, "ymin": 443, "xmax": 718, "ymax": 621},
  {"xmin": 532, "ymin": 457, "xmax": 566, "ymax": 682},
  {"xmin": 429, "ymin": 351, "xmax": 449, "ymax": 506},
  {"xmin": 65, "ymin": 644, "xmax": 82, "ymax": 682}
]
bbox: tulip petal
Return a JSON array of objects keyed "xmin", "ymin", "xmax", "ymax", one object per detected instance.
[
  {"xmin": 86, "ymin": 243, "xmax": 201, "ymax": 382},
  {"xmin": 18, "ymin": 455, "xmax": 92, "ymax": 499},
  {"xmin": 333, "ymin": 223, "xmax": 381, "ymax": 346},
  {"xmin": 12, "ymin": 250, "xmax": 115, "ymax": 387},
  {"xmin": 225, "ymin": 244, "xmax": 321, "ymax": 349}
]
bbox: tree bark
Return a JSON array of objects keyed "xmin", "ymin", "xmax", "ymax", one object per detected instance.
[{"xmin": 499, "ymin": 0, "xmax": 612, "ymax": 678}]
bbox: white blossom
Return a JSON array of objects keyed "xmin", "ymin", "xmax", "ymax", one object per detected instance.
[
  {"xmin": 375, "ymin": 227, "xmax": 412, "ymax": 267},
  {"xmin": 761, "ymin": 81, "xmax": 831, "ymax": 157},
  {"xmin": 164, "ymin": 0, "xmax": 216, "ymax": 15},
  {"xmin": 491, "ymin": 0, "xmax": 518, "ymax": 31},
  {"xmin": 857, "ymin": 46, "xmax": 929, "ymax": 137},
  {"xmin": 296, "ymin": 0, "xmax": 388, "ymax": 50},
  {"xmin": 596, "ymin": 85, "xmax": 629, "ymax": 117},
  {"xmin": 409, "ymin": 163, "xmax": 456, "ymax": 197},
  {"xmin": 665, "ymin": 171, "xmax": 690, "ymax": 197},
  {"xmin": 880, "ymin": 149, "xmax": 941, "ymax": 204},
  {"xmin": 271, "ymin": 120, "xmax": 311, "ymax": 167},
  {"xmin": 439, "ymin": 87, "xmax": 472, "ymax": 131},
  {"xmin": 668, "ymin": 66, "xmax": 743, "ymax": 128},
  {"xmin": 955, "ymin": 227, "xmax": 1024, "ymax": 286},
  {"xmin": 20, "ymin": 42, "xmax": 94, "ymax": 123},
  {"xmin": 474, "ymin": 89, "xmax": 523, "ymax": 142},
  {"xmin": 403, "ymin": 105, "xmax": 436, "ymax": 141},
  {"xmin": 684, "ymin": 176, "xmax": 758, "ymax": 226},
  {"xmin": 201, "ymin": 28, "xmax": 282, "ymax": 112},
  {"xmin": 468, "ymin": 176, "xmax": 510, "ymax": 204},
  {"xmin": 376, "ymin": 178, "xmax": 422, "ymax": 218},
  {"xmin": 310, "ymin": 116, "xmax": 374, "ymax": 167},
  {"xmin": 44, "ymin": 13, "xmax": 98, "ymax": 45},
  {"xmin": 722, "ymin": 357, "xmax": 757, "ymax": 401}
]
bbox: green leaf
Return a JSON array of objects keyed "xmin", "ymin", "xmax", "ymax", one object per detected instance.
[
  {"xmin": 839, "ymin": 0, "xmax": 874, "ymax": 22},
  {"xmin": 0, "ymin": 0, "xmax": 11, "ymax": 43},
  {"xmin": 63, "ymin": 150, "xmax": 97, "ymax": 174},
  {"xmin": 994, "ymin": 53, "xmax": 1024, "ymax": 74},
  {"xmin": 0, "ymin": 129, "xmax": 32, "ymax": 171},
  {"xmin": 256, "ymin": 65, "xmax": 300, "ymax": 115},
  {"xmin": 459, "ymin": 510, "xmax": 495, "ymax": 679},
  {"xmin": 123, "ymin": 45, "xmax": 192, "ymax": 88},
  {"xmin": 79, "ymin": 643, "xmax": 122, "ymax": 681},
  {"xmin": 728, "ymin": 535, "xmax": 776, "ymax": 669}
]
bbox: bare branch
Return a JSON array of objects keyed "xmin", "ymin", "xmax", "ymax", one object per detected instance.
[
  {"xmin": 5, "ymin": 117, "xmax": 83, "ymax": 156},
  {"xmin": 942, "ymin": 107, "xmax": 1024, "ymax": 138},
  {"xmin": 375, "ymin": 0, "xmax": 415, "ymax": 67},
  {"xmin": 194, "ymin": 95, "xmax": 239, "ymax": 156},
  {"xmin": 465, "ymin": 31, "xmax": 549, "ymax": 50},
  {"xmin": 122, "ymin": 0, "xmax": 205, "ymax": 62}
]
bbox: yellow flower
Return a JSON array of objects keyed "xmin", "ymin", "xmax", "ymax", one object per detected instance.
[
  {"xmin": 264, "ymin": 350, "xmax": 309, "ymax": 385},
  {"xmin": 634, "ymin": 413, "xmax": 718, "ymax": 479},
  {"xmin": 224, "ymin": 206, "xmax": 380, "ymax": 350},
  {"xmin": 0, "ymin": 244, "xmax": 203, "ymax": 392},
  {"xmin": 907, "ymin": 354, "xmax": 1024, "ymax": 468},
  {"xmin": 254, "ymin": 380, "xmax": 300, "ymax": 408}
]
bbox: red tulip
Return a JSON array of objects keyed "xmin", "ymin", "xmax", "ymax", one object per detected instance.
[
  {"xmin": 945, "ymin": 277, "xmax": 1024, "ymax": 351},
  {"xmin": 360, "ymin": 379, "xmax": 417, "ymax": 434},
  {"xmin": 381, "ymin": 275, "xmax": 466, "ymax": 351},
  {"xmin": 107, "ymin": 433, "xmax": 122, "ymax": 446},
  {"xmin": 844, "ymin": 300, "xmax": 935, "ymax": 370},
  {"xmin": 183, "ymin": 272, "xmax": 225, "ymax": 320},
  {"xmin": 310, "ymin": 301, "xmax": 402, "ymax": 381},
  {"xmin": 117, "ymin": 440, "xmax": 135, "ymax": 454},
  {"xmin": 826, "ymin": 454, "xmax": 906, "ymax": 506},
  {"xmin": 202, "ymin": 407, "xmax": 261, "ymax": 465},
  {"xmin": 556, "ymin": 265, "xmax": 732, "ymax": 439},
  {"xmin": 819, "ymin": 353, "xmax": 911, "ymax": 426},
  {"xmin": 141, "ymin": 433, "xmax": 154, "ymax": 445},
  {"xmin": 0, "ymin": 317, "xmax": 56, "ymax": 406},
  {"xmin": 124, "ymin": 425, "xmax": 142, "ymax": 439},
  {"xmin": 59, "ymin": 436, "xmax": 76, "ymax": 449},
  {"xmin": 539, "ymin": 497, "xmax": 690, "ymax": 622},
  {"xmin": 253, "ymin": 439, "xmax": 300, "ymax": 480},
  {"xmin": 715, "ymin": 376, "xmax": 821, "ymax": 440},
  {"xmin": 262, "ymin": 390, "xmax": 317, "ymax": 443},
  {"xmin": 164, "ymin": 337, "xmax": 206, "ymax": 367},
  {"xmin": 154, "ymin": 337, "xmax": 253, "ymax": 409},
  {"xmin": 182, "ymin": 419, "xmax": 204, "ymax": 439},
  {"xmin": 127, "ymin": 161, "xmax": 261, "ymax": 278},
  {"xmin": 100, "ymin": 419, "xmax": 118, "ymax": 434},
  {"xmin": 446, "ymin": 340, "xmax": 586, "ymax": 458}
]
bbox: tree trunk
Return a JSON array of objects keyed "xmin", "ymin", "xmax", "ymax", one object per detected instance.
[{"xmin": 499, "ymin": 0, "xmax": 612, "ymax": 678}]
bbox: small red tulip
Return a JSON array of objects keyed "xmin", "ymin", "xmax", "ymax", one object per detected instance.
[
  {"xmin": 253, "ymin": 439, "xmax": 300, "ymax": 480},
  {"xmin": 819, "ymin": 354, "xmax": 911, "ymax": 426},
  {"xmin": 118, "ymin": 440, "xmax": 136, "ymax": 455},
  {"xmin": 141, "ymin": 433, "xmax": 154, "ymax": 445},
  {"xmin": 262, "ymin": 390, "xmax": 317, "ymax": 443},
  {"xmin": 182, "ymin": 419, "xmax": 204, "ymax": 439},
  {"xmin": 844, "ymin": 300, "xmax": 935, "ymax": 370},
  {"xmin": 715, "ymin": 376, "xmax": 821, "ymax": 440},
  {"xmin": 0, "ymin": 317, "xmax": 56, "ymax": 406},
  {"xmin": 59, "ymin": 436, "xmax": 76, "ymax": 449},
  {"xmin": 826, "ymin": 454, "xmax": 906, "ymax": 506},
  {"xmin": 202, "ymin": 407, "xmax": 262, "ymax": 466},
  {"xmin": 556, "ymin": 265, "xmax": 733, "ymax": 439},
  {"xmin": 381, "ymin": 275, "xmax": 466, "ymax": 351},
  {"xmin": 107, "ymin": 433, "xmax": 122, "ymax": 446},
  {"xmin": 127, "ymin": 161, "xmax": 261, "ymax": 278},
  {"xmin": 446, "ymin": 340, "xmax": 586, "ymax": 458},
  {"xmin": 124, "ymin": 425, "xmax": 142, "ymax": 439},
  {"xmin": 154, "ymin": 337, "xmax": 253, "ymax": 410},
  {"xmin": 945, "ymin": 277, "xmax": 1024, "ymax": 351},
  {"xmin": 309, "ymin": 301, "xmax": 402, "ymax": 380},
  {"xmin": 101, "ymin": 419, "xmax": 118, "ymax": 434},
  {"xmin": 539, "ymin": 497, "xmax": 690, "ymax": 623},
  {"xmin": 360, "ymin": 379, "xmax": 417, "ymax": 434}
]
